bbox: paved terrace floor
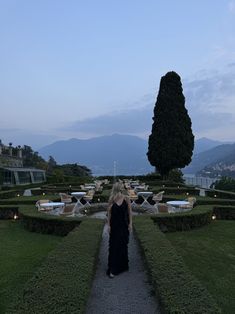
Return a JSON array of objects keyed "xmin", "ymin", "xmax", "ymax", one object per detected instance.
[{"xmin": 86, "ymin": 223, "xmax": 161, "ymax": 314}]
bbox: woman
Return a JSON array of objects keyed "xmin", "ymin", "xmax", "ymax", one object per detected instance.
[{"xmin": 107, "ymin": 182, "xmax": 132, "ymax": 278}]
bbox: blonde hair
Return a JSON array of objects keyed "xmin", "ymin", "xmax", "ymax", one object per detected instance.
[{"xmin": 109, "ymin": 182, "xmax": 126, "ymax": 203}]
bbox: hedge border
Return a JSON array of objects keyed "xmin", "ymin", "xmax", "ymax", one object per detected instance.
[
  {"xmin": 7, "ymin": 219, "xmax": 104, "ymax": 314},
  {"xmin": 134, "ymin": 216, "xmax": 221, "ymax": 314},
  {"xmin": 205, "ymin": 189, "xmax": 235, "ymax": 199},
  {"xmin": 213, "ymin": 206, "xmax": 235, "ymax": 220},
  {"xmin": 150, "ymin": 206, "xmax": 213, "ymax": 232},
  {"xmin": 19, "ymin": 206, "xmax": 82, "ymax": 236},
  {"xmin": 0, "ymin": 206, "xmax": 18, "ymax": 219}
]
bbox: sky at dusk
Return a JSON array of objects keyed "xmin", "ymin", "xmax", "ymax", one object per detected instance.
[{"xmin": 1, "ymin": 0, "xmax": 235, "ymax": 149}]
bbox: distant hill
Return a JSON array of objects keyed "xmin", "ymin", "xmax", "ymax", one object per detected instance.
[
  {"xmin": 39, "ymin": 135, "xmax": 234, "ymax": 176},
  {"xmin": 197, "ymin": 143, "xmax": 235, "ymax": 178},
  {"xmin": 183, "ymin": 142, "xmax": 235, "ymax": 175},
  {"xmin": 38, "ymin": 134, "xmax": 154, "ymax": 175},
  {"xmin": 193, "ymin": 137, "xmax": 225, "ymax": 154}
]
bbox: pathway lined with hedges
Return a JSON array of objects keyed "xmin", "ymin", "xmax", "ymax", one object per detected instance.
[{"xmin": 86, "ymin": 223, "xmax": 161, "ymax": 314}]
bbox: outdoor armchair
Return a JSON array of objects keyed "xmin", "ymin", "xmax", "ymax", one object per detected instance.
[
  {"xmin": 127, "ymin": 189, "xmax": 138, "ymax": 206},
  {"xmin": 153, "ymin": 191, "xmax": 165, "ymax": 208},
  {"xmin": 60, "ymin": 204, "xmax": 76, "ymax": 216},
  {"xmin": 59, "ymin": 193, "xmax": 73, "ymax": 204},
  {"xmin": 83, "ymin": 190, "xmax": 94, "ymax": 206}
]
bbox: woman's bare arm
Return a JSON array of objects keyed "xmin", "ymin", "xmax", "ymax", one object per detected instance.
[
  {"xmin": 107, "ymin": 203, "xmax": 112, "ymax": 233},
  {"xmin": 126, "ymin": 196, "xmax": 132, "ymax": 231}
]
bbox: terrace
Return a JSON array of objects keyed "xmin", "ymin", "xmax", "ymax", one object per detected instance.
[{"xmin": 0, "ymin": 176, "xmax": 234, "ymax": 313}]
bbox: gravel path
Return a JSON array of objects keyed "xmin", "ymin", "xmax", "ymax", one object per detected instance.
[{"xmin": 86, "ymin": 224, "xmax": 161, "ymax": 314}]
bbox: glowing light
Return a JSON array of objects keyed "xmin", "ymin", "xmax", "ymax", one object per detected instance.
[
  {"xmin": 42, "ymin": 193, "xmax": 45, "ymax": 196},
  {"xmin": 13, "ymin": 214, "xmax": 18, "ymax": 220},
  {"xmin": 98, "ymin": 198, "xmax": 100, "ymax": 202},
  {"xmin": 186, "ymin": 192, "xmax": 189, "ymax": 196},
  {"xmin": 17, "ymin": 194, "xmax": 20, "ymax": 197},
  {"xmin": 214, "ymin": 194, "xmax": 217, "ymax": 198},
  {"xmin": 212, "ymin": 215, "xmax": 216, "ymax": 220}
]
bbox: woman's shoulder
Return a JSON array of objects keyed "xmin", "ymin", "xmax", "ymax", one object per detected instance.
[{"xmin": 124, "ymin": 195, "xmax": 131, "ymax": 203}]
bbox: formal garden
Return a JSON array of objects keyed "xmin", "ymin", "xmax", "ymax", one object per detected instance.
[{"xmin": 0, "ymin": 174, "xmax": 235, "ymax": 314}]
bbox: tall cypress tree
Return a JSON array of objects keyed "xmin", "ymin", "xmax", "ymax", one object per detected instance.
[{"xmin": 147, "ymin": 71, "xmax": 194, "ymax": 177}]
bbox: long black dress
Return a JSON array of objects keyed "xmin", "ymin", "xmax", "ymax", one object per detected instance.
[{"xmin": 107, "ymin": 199, "xmax": 129, "ymax": 276}]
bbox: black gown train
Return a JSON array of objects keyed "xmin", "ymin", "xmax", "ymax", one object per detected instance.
[{"xmin": 107, "ymin": 199, "xmax": 129, "ymax": 276}]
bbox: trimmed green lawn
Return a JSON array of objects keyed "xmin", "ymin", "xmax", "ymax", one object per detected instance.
[
  {"xmin": 166, "ymin": 220, "xmax": 235, "ymax": 314},
  {"xmin": 0, "ymin": 221, "xmax": 61, "ymax": 313}
]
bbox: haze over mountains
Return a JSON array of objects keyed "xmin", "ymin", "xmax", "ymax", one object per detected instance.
[
  {"xmin": 39, "ymin": 134, "xmax": 153, "ymax": 175},
  {"xmin": 38, "ymin": 134, "xmax": 235, "ymax": 176}
]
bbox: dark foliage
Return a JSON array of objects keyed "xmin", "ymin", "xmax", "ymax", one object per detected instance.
[
  {"xmin": 151, "ymin": 206, "xmax": 213, "ymax": 232},
  {"xmin": 147, "ymin": 71, "xmax": 194, "ymax": 177},
  {"xmin": 7, "ymin": 219, "xmax": 104, "ymax": 314},
  {"xmin": 19, "ymin": 207, "xmax": 81, "ymax": 236},
  {"xmin": 22, "ymin": 145, "xmax": 47, "ymax": 169},
  {"xmin": 213, "ymin": 206, "xmax": 235, "ymax": 220},
  {"xmin": 213, "ymin": 176, "xmax": 235, "ymax": 192},
  {"xmin": 134, "ymin": 216, "xmax": 221, "ymax": 313},
  {"xmin": 0, "ymin": 206, "xmax": 18, "ymax": 219}
]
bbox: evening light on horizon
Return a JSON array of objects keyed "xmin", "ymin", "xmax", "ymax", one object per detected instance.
[{"xmin": 1, "ymin": 0, "xmax": 235, "ymax": 149}]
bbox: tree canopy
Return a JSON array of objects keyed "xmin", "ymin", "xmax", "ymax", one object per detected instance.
[{"xmin": 147, "ymin": 71, "xmax": 194, "ymax": 177}]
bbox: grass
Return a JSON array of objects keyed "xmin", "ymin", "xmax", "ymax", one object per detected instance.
[
  {"xmin": 166, "ymin": 220, "xmax": 235, "ymax": 314},
  {"xmin": 0, "ymin": 220, "xmax": 61, "ymax": 314},
  {"xmin": 8, "ymin": 219, "xmax": 104, "ymax": 314}
]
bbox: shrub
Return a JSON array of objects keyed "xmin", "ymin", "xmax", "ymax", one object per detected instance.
[
  {"xmin": 151, "ymin": 186, "xmax": 200, "ymax": 196},
  {"xmin": 19, "ymin": 207, "xmax": 81, "ymax": 236},
  {"xmin": 167, "ymin": 168, "xmax": 184, "ymax": 183},
  {"xmin": 205, "ymin": 189, "xmax": 235, "ymax": 199},
  {"xmin": 197, "ymin": 198, "xmax": 235, "ymax": 206},
  {"xmin": 213, "ymin": 176, "xmax": 235, "ymax": 192},
  {"xmin": 7, "ymin": 219, "xmax": 104, "ymax": 314},
  {"xmin": 0, "ymin": 195, "xmax": 60, "ymax": 206},
  {"xmin": 0, "ymin": 206, "xmax": 18, "ymax": 219},
  {"xmin": 213, "ymin": 206, "xmax": 235, "ymax": 220},
  {"xmin": 134, "ymin": 216, "xmax": 221, "ymax": 313},
  {"xmin": 151, "ymin": 206, "xmax": 213, "ymax": 232}
]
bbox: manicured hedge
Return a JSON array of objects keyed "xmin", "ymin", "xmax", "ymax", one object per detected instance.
[
  {"xmin": 147, "ymin": 180, "xmax": 186, "ymax": 187},
  {"xmin": 197, "ymin": 198, "xmax": 235, "ymax": 206},
  {"xmin": 151, "ymin": 206, "xmax": 213, "ymax": 232},
  {"xmin": 205, "ymin": 189, "xmax": 235, "ymax": 199},
  {"xmin": 93, "ymin": 194, "xmax": 109, "ymax": 203},
  {"xmin": 151, "ymin": 187, "xmax": 199, "ymax": 196},
  {"xmin": 213, "ymin": 206, "xmax": 235, "ymax": 220},
  {"xmin": 0, "ymin": 195, "xmax": 60, "ymax": 205},
  {"xmin": 7, "ymin": 219, "xmax": 104, "ymax": 314},
  {"xmin": 82, "ymin": 203, "xmax": 107, "ymax": 215},
  {"xmin": 19, "ymin": 207, "xmax": 82, "ymax": 236},
  {"xmin": 0, "ymin": 190, "xmax": 19, "ymax": 199},
  {"xmin": 0, "ymin": 206, "xmax": 18, "ymax": 219},
  {"xmin": 134, "ymin": 216, "xmax": 221, "ymax": 314}
]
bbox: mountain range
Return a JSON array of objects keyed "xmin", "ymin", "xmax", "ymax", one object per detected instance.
[
  {"xmin": 38, "ymin": 134, "xmax": 235, "ymax": 177},
  {"xmin": 39, "ymin": 134, "xmax": 153, "ymax": 175}
]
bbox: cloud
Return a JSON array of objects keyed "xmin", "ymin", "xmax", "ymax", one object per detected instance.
[
  {"xmin": 60, "ymin": 105, "xmax": 154, "ymax": 137},
  {"xmin": 183, "ymin": 67, "xmax": 235, "ymax": 137},
  {"xmin": 228, "ymin": 1, "xmax": 235, "ymax": 13},
  {"xmin": 0, "ymin": 128, "xmax": 59, "ymax": 150},
  {"xmin": 60, "ymin": 65, "xmax": 235, "ymax": 142}
]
